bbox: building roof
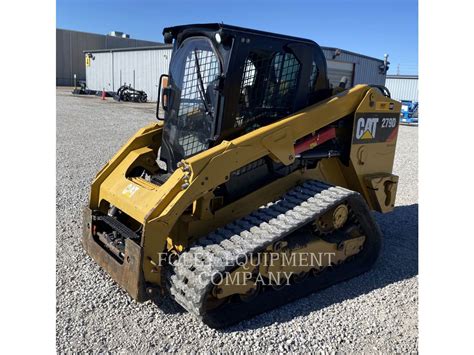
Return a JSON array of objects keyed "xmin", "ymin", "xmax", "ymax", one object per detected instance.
[
  {"xmin": 321, "ymin": 46, "xmax": 384, "ymax": 63},
  {"xmin": 386, "ymin": 75, "xmax": 418, "ymax": 79},
  {"xmin": 57, "ymin": 28, "xmax": 160, "ymax": 42},
  {"xmin": 84, "ymin": 44, "xmax": 173, "ymax": 53}
]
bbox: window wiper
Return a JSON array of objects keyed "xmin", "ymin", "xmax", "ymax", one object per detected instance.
[{"xmin": 193, "ymin": 50, "xmax": 214, "ymax": 119}]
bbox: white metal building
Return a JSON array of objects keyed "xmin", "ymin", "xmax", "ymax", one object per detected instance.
[
  {"xmin": 85, "ymin": 46, "xmax": 173, "ymax": 102},
  {"xmin": 85, "ymin": 45, "xmax": 387, "ymax": 102},
  {"xmin": 57, "ymin": 29, "xmax": 162, "ymax": 86},
  {"xmin": 385, "ymin": 75, "xmax": 418, "ymax": 102}
]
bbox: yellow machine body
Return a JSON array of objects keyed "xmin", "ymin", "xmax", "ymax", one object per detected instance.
[{"xmin": 82, "ymin": 85, "xmax": 400, "ymax": 301}]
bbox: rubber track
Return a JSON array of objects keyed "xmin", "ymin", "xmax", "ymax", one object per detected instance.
[{"xmin": 169, "ymin": 181, "xmax": 356, "ymax": 319}]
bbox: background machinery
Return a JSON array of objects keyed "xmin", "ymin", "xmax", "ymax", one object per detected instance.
[
  {"xmin": 113, "ymin": 84, "xmax": 148, "ymax": 103},
  {"xmin": 400, "ymin": 100, "xmax": 418, "ymax": 124},
  {"xmin": 82, "ymin": 23, "xmax": 401, "ymax": 328}
]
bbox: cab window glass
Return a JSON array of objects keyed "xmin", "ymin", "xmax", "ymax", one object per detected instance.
[{"xmin": 236, "ymin": 51, "xmax": 301, "ymax": 131}]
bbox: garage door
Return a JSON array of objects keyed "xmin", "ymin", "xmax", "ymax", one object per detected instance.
[{"xmin": 326, "ymin": 60, "xmax": 354, "ymax": 88}]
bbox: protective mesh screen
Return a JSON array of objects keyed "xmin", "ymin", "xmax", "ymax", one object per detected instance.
[
  {"xmin": 236, "ymin": 52, "xmax": 301, "ymax": 130},
  {"xmin": 177, "ymin": 49, "xmax": 219, "ymax": 157}
]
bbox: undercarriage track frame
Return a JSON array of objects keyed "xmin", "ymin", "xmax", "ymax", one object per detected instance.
[{"xmin": 167, "ymin": 180, "xmax": 382, "ymax": 328}]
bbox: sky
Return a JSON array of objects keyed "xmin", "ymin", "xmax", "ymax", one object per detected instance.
[{"xmin": 56, "ymin": 0, "xmax": 418, "ymax": 75}]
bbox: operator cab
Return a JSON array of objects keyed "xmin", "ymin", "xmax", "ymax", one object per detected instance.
[{"xmin": 157, "ymin": 23, "xmax": 331, "ymax": 172}]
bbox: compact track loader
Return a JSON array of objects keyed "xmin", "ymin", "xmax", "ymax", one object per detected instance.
[{"xmin": 82, "ymin": 24, "xmax": 400, "ymax": 328}]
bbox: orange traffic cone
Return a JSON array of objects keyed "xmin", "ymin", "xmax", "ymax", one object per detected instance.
[{"xmin": 101, "ymin": 89, "xmax": 106, "ymax": 100}]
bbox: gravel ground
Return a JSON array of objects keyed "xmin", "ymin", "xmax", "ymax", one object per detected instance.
[{"xmin": 56, "ymin": 87, "xmax": 418, "ymax": 353}]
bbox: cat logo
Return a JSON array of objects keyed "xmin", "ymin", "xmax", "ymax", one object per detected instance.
[{"xmin": 356, "ymin": 117, "xmax": 379, "ymax": 140}]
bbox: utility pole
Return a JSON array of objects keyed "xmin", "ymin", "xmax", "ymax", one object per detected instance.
[{"xmin": 397, "ymin": 64, "xmax": 400, "ymax": 75}]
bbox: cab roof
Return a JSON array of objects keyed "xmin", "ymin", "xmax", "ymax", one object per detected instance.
[{"xmin": 162, "ymin": 23, "xmax": 318, "ymax": 46}]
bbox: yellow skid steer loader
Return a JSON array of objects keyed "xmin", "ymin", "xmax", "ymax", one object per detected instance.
[{"xmin": 82, "ymin": 24, "xmax": 400, "ymax": 328}]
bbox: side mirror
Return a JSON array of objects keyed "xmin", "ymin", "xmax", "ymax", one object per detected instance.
[{"xmin": 156, "ymin": 74, "xmax": 169, "ymax": 120}]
